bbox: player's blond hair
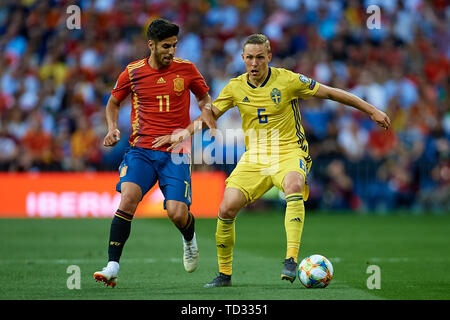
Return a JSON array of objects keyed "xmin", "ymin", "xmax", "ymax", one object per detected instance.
[{"xmin": 243, "ymin": 34, "xmax": 271, "ymax": 54}]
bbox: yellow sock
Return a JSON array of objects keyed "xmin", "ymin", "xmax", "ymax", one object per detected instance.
[
  {"xmin": 284, "ymin": 193, "xmax": 305, "ymax": 263},
  {"xmin": 215, "ymin": 216, "xmax": 235, "ymax": 276}
]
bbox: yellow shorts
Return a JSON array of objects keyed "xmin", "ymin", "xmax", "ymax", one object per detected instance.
[{"xmin": 225, "ymin": 148, "xmax": 311, "ymax": 204}]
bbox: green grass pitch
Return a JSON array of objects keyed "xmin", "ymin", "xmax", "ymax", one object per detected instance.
[{"xmin": 0, "ymin": 212, "xmax": 449, "ymax": 300}]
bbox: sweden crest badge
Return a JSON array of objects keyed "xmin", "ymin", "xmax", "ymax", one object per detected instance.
[{"xmin": 270, "ymin": 88, "xmax": 281, "ymax": 106}]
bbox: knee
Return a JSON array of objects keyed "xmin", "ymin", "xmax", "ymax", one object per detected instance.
[
  {"xmin": 169, "ymin": 210, "xmax": 186, "ymax": 227},
  {"xmin": 218, "ymin": 188, "xmax": 247, "ymax": 220},
  {"xmin": 219, "ymin": 202, "xmax": 239, "ymax": 220},
  {"xmin": 119, "ymin": 182, "xmax": 143, "ymax": 214},
  {"xmin": 119, "ymin": 192, "xmax": 141, "ymax": 214},
  {"xmin": 166, "ymin": 201, "xmax": 188, "ymax": 227},
  {"xmin": 284, "ymin": 176, "xmax": 305, "ymax": 195}
]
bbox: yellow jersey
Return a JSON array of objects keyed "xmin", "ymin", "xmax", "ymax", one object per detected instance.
[{"xmin": 213, "ymin": 67, "xmax": 319, "ymax": 158}]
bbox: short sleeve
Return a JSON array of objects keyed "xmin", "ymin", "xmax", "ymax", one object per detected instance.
[
  {"xmin": 111, "ymin": 68, "xmax": 131, "ymax": 102},
  {"xmin": 290, "ymin": 72, "xmax": 320, "ymax": 99},
  {"xmin": 213, "ymin": 82, "xmax": 235, "ymax": 113},
  {"xmin": 188, "ymin": 63, "xmax": 210, "ymax": 98}
]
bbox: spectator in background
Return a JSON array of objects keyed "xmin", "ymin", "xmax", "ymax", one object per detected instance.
[
  {"xmin": 0, "ymin": 125, "xmax": 19, "ymax": 171},
  {"xmin": 367, "ymin": 125, "xmax": 398, "ymax": 160},
  {"xmin": 322, "ymin": 159, "xmax": 360, "ymax": 210},
  {"xmin": 386, "ymin": 154, "xmax": 415, "ymax": 209},
  {"xmin": 20, "ymin": 111, "xmax": 53, "ymax": 171},
  {"xmin": 337, "ymin": 119, "xmax": 368, "ymax": 162},
  {"xmin": 5, "ymin": 107, "xmax": 28, "ymax": 141},
  {"xmin": 70, "ymin": 115, "xmax": 101, "ymax": 171},
  {"xmin": 0, "ymin": 0, "xmax": 448, "ymax": 213},
  {"xmin": 419, "ymin": 137, "xmax": 450, "ymax": 213}
]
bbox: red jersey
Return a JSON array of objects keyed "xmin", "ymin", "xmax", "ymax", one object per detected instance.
[{"xmin": 111, "ymin": 57, "xmax": 209, "ymax": 152}]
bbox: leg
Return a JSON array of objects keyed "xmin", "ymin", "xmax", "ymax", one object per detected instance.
[
  {"xmin": 95, "ymin": 147, "xmax": 156, "ymax": 287},
  {"xmin": 108, "ymin": 182, "xmax": 142, "ymax": 262},
  {"xmin": 165, "ymin": 200, "xmax": 190, "ymax": 234},
  {"xmin": 108, "ymin": 148, "xmax": 156, "ymax": 264},
  {"xmin": 216, "ymin": 188, "xmax": 247, "ymax": 274},
  {"xmin": 204, "ymin": 188, "xmax": 247, "ymax": 288},
  {"xmin": 165, "ymin": 200, "xmax": 195, "ymax": 246},
  {"xmin": 280, "ymin": 171, "xmax": 306, "ymax": 283},
  {"xmin": 205, "ymin": 188, "xmax": 246, "ymax": 287},
  {"xmin": 118, "ymin": 181, "xmax": 143, "ymax": 214},
  {"xmin": 94, "ymin": 182, "xmax": 142, "ymax": 287},
  {"xmin": 205, "ymin": 155, "xmax": 272, "ymax": 287},
  {"xmin": 166, "ymin": 200, "xmax": 199, "ymax": 273},
  {"xmin": 283, "ymin": 171, "xmax": 306, "ymax": 262}
]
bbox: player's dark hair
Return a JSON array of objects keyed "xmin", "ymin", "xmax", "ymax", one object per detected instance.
[
  {"xmin": 243, "ymin": 34, "xmax": 271, "ymax": 53},
  {"xmin": 147, "ymin": 18, "xmax": 179, "ymax": 42}
]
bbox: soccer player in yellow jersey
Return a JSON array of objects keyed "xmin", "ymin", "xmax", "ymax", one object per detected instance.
[{"xmin": 153, "ymin": 34, "xmax": 390, "ymax": 287}]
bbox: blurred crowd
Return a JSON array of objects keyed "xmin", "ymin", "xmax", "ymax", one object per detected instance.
[{"xmin": 0, "ymin": 0, "xmax": 448, "ymax": 213}]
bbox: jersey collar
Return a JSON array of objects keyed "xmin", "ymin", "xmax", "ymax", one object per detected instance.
[{"xmin": 247, "ymin": 67, "xmax": 271, "ymax": 88}]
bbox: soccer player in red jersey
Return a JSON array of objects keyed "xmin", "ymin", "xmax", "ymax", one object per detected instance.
[{"xmin": 94, "ymin": 19, "xmax": 216, "ymax": 287}]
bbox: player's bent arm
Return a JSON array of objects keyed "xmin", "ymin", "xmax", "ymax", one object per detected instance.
[
  {"xmin": 196, "ymin": 92, "xmax": 212, "ymax": 111},
  {"xmin": 151, "ymin": 115, "xmax": 204, "ymax": 151},
  {"xmin": 183, "ymin": 104, "xmax": 224, "ymax": 138},
  {"xmin": 103, "ymin": 95, "xmax": 122, "ymax": 147},
  {"xmin": 195, "ymin": 92, "xmax": 218, "ymax": 136},
  {"xmin": 183, "ymin": 104, "xmax": 224, "ymax": 137},
  {"xmin": 152, "ymin": 105, "xmax": 225, "ymax": 150},
  {"xmin": 313, "ymin": 84, "xmax": 391, "ymax": 129}
]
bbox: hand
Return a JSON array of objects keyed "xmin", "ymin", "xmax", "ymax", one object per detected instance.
[
  {"xmin": 370, "ymin": 109, "xmax": 391, "ymax": 130},
  {"xmin": 200, "ymin": 108, "xmax": 217, "ymax": 137},
  {"xmin": 152, "ymin": 129, "xmax": 189, "ymax": 151},
  {"xmin": 103, "ymin": 129, "xmax": 120, "ymax": 147}
]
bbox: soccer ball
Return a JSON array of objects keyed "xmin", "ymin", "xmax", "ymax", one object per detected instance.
[{"xmin": 298, "ymin": 254, "xmax": 334, "ymax": 288}]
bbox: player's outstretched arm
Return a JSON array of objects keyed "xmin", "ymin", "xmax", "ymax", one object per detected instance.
[
  {"xmin": 313, "ymin": 84, "xmax": 391, "ymax": 130},
  {"xmin": 103, "ymin": 95, "xmax": 121, "ymax": 147},
  {"xmin": 152, "ymin": 105, "xmax": 223, "ymax": 151}
]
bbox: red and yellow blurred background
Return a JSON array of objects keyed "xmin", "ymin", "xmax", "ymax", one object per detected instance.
[{"xmin": 0, "ymin": 171, "xmax": 226, "ymax": 218}]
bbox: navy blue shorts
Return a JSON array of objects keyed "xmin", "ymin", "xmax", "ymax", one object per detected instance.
[{"xmin": 116, "ymin": 147, "xmax": 192, "ymax": 209}]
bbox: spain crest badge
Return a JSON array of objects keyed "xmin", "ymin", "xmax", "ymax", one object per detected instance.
[{"xmin": 173, "ymin": 76, "xmax": 184, "ymax": 96}]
